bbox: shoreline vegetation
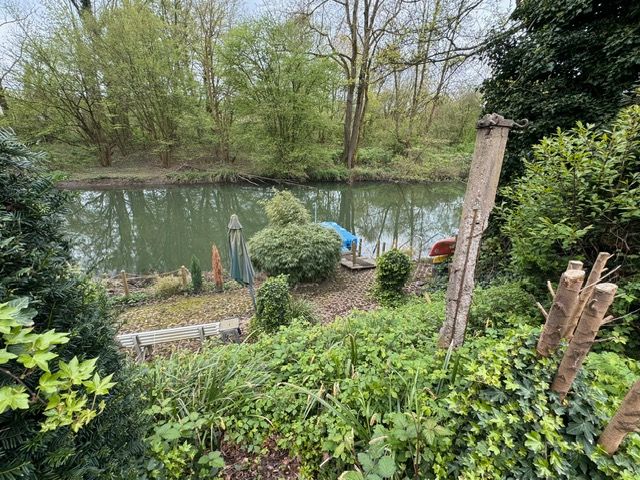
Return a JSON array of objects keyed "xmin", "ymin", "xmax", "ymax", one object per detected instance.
[{"xmin": 47, "ymin": 142, "xmax": 473, "ymax": 189}]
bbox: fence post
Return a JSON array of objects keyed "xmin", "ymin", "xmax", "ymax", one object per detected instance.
[
  {"xmin": 351, "ymin": 241, "xmax": 357, "ymax": 266},
  {"xmin": 358, "ymin": 240, "xmax": 362, "ymax": 257},
  {"xmin": 382, "ymin": 242, "xmax": 386, "ymax": 254},
  {"xmin": 438, "ymin": 114, "xmax": 524, "ymax": 349},
  {"xmin": 121, "ymin": 270, "xmax": 129, "ymax": 297},
  {"xmin": 180, "ymin": 265, "xmax": 188, "ymax": 289},
  {"xmin": 375, "ymin": 240, "xmax": 380, "ymax": 258}
]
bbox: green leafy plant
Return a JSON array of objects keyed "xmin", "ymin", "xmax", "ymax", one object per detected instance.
[
  {"xmin": 289, "ymin": 296, "xmax": 320, "ymax": 324},
  {"xmin": 501, "ymin": 106, "xmax": 640, "ymax": 283},
  {"xmin": 249, "ymin": 190, "xmax": 341, "ymax": 285},
  {"xmin": 0, "ymin": 297, "xmax": 114, "ymax": 432},
  {"xmin": 374, "ymin": 249, "xmax": 412, "ymax": 305},
  {"xmin": 190, "ymin": 255, "xmax": 203, "ymax": 294},
  {"xmin": 254, "ymin": 274, "xmax": 291, "ymax": 333}
]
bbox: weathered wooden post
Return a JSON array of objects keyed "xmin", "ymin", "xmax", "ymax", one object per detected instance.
[
  {"xmin": 358, "ymin": 240, "xmax": 362, "ymax": 257},
  {"xmin": 351, "ymin": 241, "xmax": 357, "ymax": 266},
  {"xmin": 599, "ymin": 380, "xmax": 640, "ymax": 455},
  {"xmin": 438, "ymin": 114, "xmax": 524, "ymax": 349},
  {"xmin": 121, "ymin": 270, "xmax": 129, "ymax": 296},
  {"xmin": 382, "ymin": 242, "xmax": 386, "ymax": 254},
  {"xmin": 180, "ymin": 265, "xmax": 188, "ymax": 289},
  {"xmin": 375, "ymin": 240, "xmax": 380, "ymax": 258}
]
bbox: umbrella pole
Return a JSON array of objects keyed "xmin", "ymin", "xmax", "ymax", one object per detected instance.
[{"xmin": 248, "ymin": 283, "xmax": 257, "ymax": 312}]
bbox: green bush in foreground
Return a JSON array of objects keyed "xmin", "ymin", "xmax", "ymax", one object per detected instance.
[
  {"xmin": 249, "ymin": 190, "xmax": 341, "ymax": 284},
  {"xmin": 255, "ymin": 274, "xmax": 291, "ymax": 333},
  {"xmin": 141, "ymin": 282, "xmax": 640, "ymax": 479},
  {"xmin": 0, "ymin": 129, "xmax": 145, "ymax": 478},
  {"xmin": 374, "ymin": 249, "xmax": 412, "ymax": 305}
]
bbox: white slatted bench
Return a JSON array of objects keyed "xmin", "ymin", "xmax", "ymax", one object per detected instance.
[{"xmin": 116, "ymin": 318, "xmax": 241, "ymax": 361}]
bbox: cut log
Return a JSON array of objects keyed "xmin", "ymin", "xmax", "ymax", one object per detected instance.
[
  {"xmin": 551, "ymin": 283, "xmax": 617, "ymax": 400},
  {"xmin": 567, "ymin": 260, "xmax": 584, "ymax": 271},
  {"xmin": 598, "ymin": 380, "xmax": 640, "ymax": 455},
  {"xmin": 537, "ymin": 269, "xmax": 585, "ymax": 357},
  {"xmin": 562, "ymin": 252, "xmax": 612, "ymax": 340}
]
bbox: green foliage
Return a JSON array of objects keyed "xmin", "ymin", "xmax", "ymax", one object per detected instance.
[
  {"xmin": 190, "ymin": 256, "xmax": 203, "ymax": 294},
  {"xmin": 482, "ymin": 0, "xmax": 640, "ymax": 184},
  {"xmin": 219, "ymin": 18, "xmax": 340, "ymax": 177},
  {"xmin": 0, "ymin": 130, "xmax": 145, "ymax": 478},
  {"xmin": 255, "ymin": 275, "xmax": 291, "ymax": 333},
  {"xmin": 155, "ymin": 276, "xmax": 184, "ymax": 298},
  {"xmin": 288, "ymin": 296, "xmax": 320, "ymax": 325},
  {"xmin": 138, "ymin": 289, "xmax": 640, "ymax": 479},
  {"xmin": 468, "ymin": 281, "xmax": 538, "ymax": 335},
  {"xmin": 500, "ymin": 106, "xmax": 640, "ymax": 282},
  {"xmin": 263, "ymin": 190, "xmax": 311, "ymax": 227},
  {"xmin": 249, "ymin": 192, "xmax": 342, "ymax": 284},
  {"xmin": 139, "ymin": 346, "xmax": 270, "ymax": 479},
  {"xmin": 0, "ymin": 298, "xmax": 115, "ymax": 432},
  {"xmin": 374, "ymin": 249, "xmax": 412, "ymax": 305}
]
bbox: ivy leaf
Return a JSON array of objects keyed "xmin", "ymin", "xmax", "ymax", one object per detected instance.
[
  {"xmin": 0, "ymin": 348, "xmax": 17, "ymax": 365},
  {"xmin": 524, "ymin": 431, "xmax": 544, "ymax": 453},
  {"xmin": 0, "ymin": 385, "xmax": 30, "ymax": 414}
]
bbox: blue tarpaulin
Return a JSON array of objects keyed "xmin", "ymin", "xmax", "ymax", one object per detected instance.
[{"xmin": 320, "ymin": 221, "xmax": 358, "ymax": 251}]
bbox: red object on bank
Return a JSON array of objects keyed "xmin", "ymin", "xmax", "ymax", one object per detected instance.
[{"xmin": 429, "ymin": 237, "xmax": 456, "ymax": 257}]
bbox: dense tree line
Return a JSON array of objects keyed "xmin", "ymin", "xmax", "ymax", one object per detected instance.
[{"xmin": 0, "ymin": 0, "xmax": 503, "ymax": 175}]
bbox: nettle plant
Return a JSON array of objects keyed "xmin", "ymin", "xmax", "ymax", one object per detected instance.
[{"xmin": 0, "ymin": 298, "xmax": 114, "ymax": 432}]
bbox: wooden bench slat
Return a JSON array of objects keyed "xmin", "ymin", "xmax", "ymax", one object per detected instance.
[{"xmin": 116, "ymin": 319, "xmax": 240, "ymax": 348}]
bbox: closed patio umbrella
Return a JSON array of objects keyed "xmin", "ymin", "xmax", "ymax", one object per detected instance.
[{"xmin": 228, "ymin": 214, "xmax": 256, "ymax": 310}]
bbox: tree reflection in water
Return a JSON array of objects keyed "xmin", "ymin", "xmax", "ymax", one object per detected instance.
[{"xmin": 65, "ymin": 182, "xmax": 464, "ymax": 275}]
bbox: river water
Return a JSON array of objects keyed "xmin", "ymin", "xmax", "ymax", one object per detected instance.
[{"xmin": 65, "ymin": 182, "xmax": 464, "ymax": 274}]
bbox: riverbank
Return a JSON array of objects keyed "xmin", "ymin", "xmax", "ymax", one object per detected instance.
[{"xmin": 44, "ymin": 142, "xmax": 472, "ymax": 189}]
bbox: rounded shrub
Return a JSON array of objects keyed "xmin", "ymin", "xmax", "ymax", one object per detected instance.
[
  {"xmin": 249, "ymin": 189, "xmax": 341, "ymax": 285},
  {"xmin": 255, "ymin": 274, "xmax": 291, "ymax": 333},
  {"xmin": 374, "ymin": 249, "xmax": 412, "ymax": 304},
  {"xmin": 263, "ymin": 189, "xmax": 310, "ymax": 227}
]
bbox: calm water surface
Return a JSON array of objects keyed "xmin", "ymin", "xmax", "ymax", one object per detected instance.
[{"xmin": 66, "ymin": 182, "xmax": 464, "ymax": 274}]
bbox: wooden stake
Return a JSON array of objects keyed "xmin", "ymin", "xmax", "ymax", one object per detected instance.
[
  {"xmin": 598, "ymin": 380, "xmax": 640, "ymax": 455},
  {"xmin": 563, "ymin": 252, "xmax": 612, "ymax": 340},
  {"xmin": 382, "ymin": 242, "xmax": 386, "ymax": 254},
  {"xmin": 211, "ymin": 244, "xmax": 224, "ymax": 292},
  {"xmin": 567, "ymin": 260, "xmax": 584, "ymax": 271},
  {"xmin": 121, "ymin": 270, "xmax": 129, "ymax": 297},
  {"xmin": 417, "ymin": 238, "xmax": 423, "ymax": 262},
  {"xmin": 351, "ymin": 241, "xmax": 357, "ymax": 266},
  {"xmin": 551, "ymin": 283, "xmax": 617, "ymax": 400},
  {"xmin": 180, "ymin": 265, "xmax": 188, "ymax": 289},
  {"xmin": 358, "ymin": 240, "xmax": 362, "ymax": 257},
  {"xmin": 537, "ymin": 269, "xmax": 585, "ymax": 357},
  {"xmin": 438, "ymin": 114, "xmax": 517, "ymax": 349},
  {"xmin": 375, "ymin": 240, "xmax": 380, "ymax": 258}
]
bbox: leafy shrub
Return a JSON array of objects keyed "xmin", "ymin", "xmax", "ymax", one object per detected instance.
[
  {"xmin": 263, "ymin": 189, "xmax": 311, "ymax": 227},
  {"xmin": 357, "ymin": 147, "xmax": 393, "ymax": 166},
  {"xmin": 155, "ymin": 276, "xmax": 183, "ymax": 298},
  {"xmin": 250, "ymin": 223, "xmax": 342, "ymax": 285},
  {"xmin": 0, "ymin": 129, "xmax": 145, "ymax": 477},
  {"xmin": 467, "ymin": 281, "xmax": 538, "ymax": 335},
  {"xmin": 500, "ymin": 106, "xmax": 640, "ymax": 283},
  {"xmin": 250, "ymin": 192, "xmax": 342, "ymax": 284},
  {"xmin": 190, "ymin": 255, "xmax": 203, "ymax": 293},
  {"xmin": 255, "ymin": 274, "xmax": 291, "ymax": 333},
  {"xmin": 374, "ymin": 249, "xmax": 412, "ymax": 305}
]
